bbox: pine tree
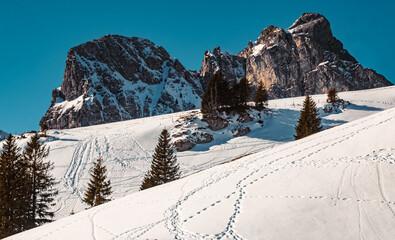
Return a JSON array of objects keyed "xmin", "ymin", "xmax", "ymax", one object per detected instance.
[
  {"xmin": 83, "ymin": 157, "xmax": 112, "ymax": 207},
  {"xmin": 141, "ymin": 129, "xmax": 180, "ymax": 190},
  {"xmin": 140, "ymin": 172, "xmax": 153, "ymax": 190},
  {"xmin": 22, "ymin": 133, "xmax": 57, "ymax": 229},
  {"xmin": 327, "ymin": 88, "xmax": 339, "ymax": 104},
  {"xmin": 294, "ymin": 95, "xmax": 322, "ymax": 140},
  {"xmin": 0, "ymin": 134, "xmax": 30, "ymax": 238},
  {"xmin": 254, "ymin": 81, "xmax": 268, "ymax": 110}
]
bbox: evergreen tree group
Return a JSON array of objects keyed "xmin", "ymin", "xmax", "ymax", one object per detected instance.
[
  {"xmin": 140, "ymin": 129, "xmax": 180, "ymax": 190},
  {"xmin": 294, "ymin": 95, "xmax": 322, "ymax": 140},
  {"xmin": 201, "ymin": 70, "xmax": 270, "ymax": 119},
  {"xmin": 83, "ymin": 157, "xmax": 112, "ymax": 207},
  {"xmin": 201, "ymin": 71, "xmax": 231, "ymax": 118},
  {"xmin": 0, "ymin": 133, "xmax": 57, "ymax": 238},
  {"xmin": 230, "ymin": 77, "xmax": 250, "ymax": 108}
]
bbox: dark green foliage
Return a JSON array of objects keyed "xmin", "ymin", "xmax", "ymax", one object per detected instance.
[
  {"xmin": 0, "ymin": 134, "xmax": 30, "ymax": 238},
  {"xmin": 83, "ymin": 157, "xmax": 112, "ymax": 207},
  {"xmin": 294, "ymin": 95, "xmax": 322, "ymax": 140},
  {"xmin": 254, "ymin": 81, "xmax": 268, "ymax": 110},
  {"xmin": 201, "ymin": 71, "xmax": 231, "ymax": 118},
  {"xmin": 230, "ymin": 77, "xmax": 251, "ymax": 107},
  {"xmin": 141, "ymin": 129, "xmax": 180, "ymax": 190},
  {"xmin": 238, "ymin": 77, "xmax": 250, "ymax": 106},
  {"xmin": 22, "ymin": 133, "xmax": 57, "ymax": 228},
  {"xmin": 140, "ymin": 172, "xmax": 154, "ymax": 190},
  {"xmin": 230, "ymin": 78, "xmax": 240, "ymax": 107},
  {"xmin": 327, "ymin": 88, "xmax": 339, "ymax": 104}
]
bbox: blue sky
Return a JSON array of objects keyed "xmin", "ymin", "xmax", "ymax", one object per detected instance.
[{"xmin": 0, "ymin": 0, "xmax": 394, "ymax": 134}]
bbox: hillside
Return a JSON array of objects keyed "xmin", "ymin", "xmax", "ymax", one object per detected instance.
[
  {"xmin": 7, "ymin": 86, "xmax": 395, "ymax": 239},
  {"xmin": 2, "ymin": 86, "xmax": 395, "ymax": 224}
]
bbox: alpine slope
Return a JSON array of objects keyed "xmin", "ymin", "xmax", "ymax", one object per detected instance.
[{"xmin": 6, "ymin": 86, "xmax": 395, "ymax": 239}]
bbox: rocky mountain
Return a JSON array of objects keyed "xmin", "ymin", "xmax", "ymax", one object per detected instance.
[
  {"xmin": 200, "ymin": 13, "xmax": 391, "ymax": 98},
  {"xmin": 40, "ymin": 35, "xmax": 204, "ymax": 129},
  {"xmin": 41, "ymin": 13, "xmax": 392, "ymax": 129},
  {"xmin": 0, "ymin": 130, "xmax": 8, "ymax": 139}
]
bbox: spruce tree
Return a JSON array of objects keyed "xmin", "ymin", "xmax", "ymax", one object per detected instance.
[
  {"xmin": 22, "ymin": 133, "xmax": 57, "ymax": 229},
  {"xmin": 0, "ymin": 134, "xmax": 30, "ymax": 238},
  {"xmin": 141, "ymin": 129, "xmax": 180, "ymax": 190},
  {"xmin": 140, "ymin": 172, "xmax": 153, "ymax": 190},
  {"xmin": 83, "ymin": 157, "xmax": 112, "ymax": 207},
  {"xmin": 327, "ymin": 88, "xmax": 339, "ymax": 104},
  {"xmin": 254, "ymin": 81, "xmax": 268, "ymax": 110},
  {"xmin": 294, "ymin": 95, "xmax": 322, "ymax": 140}
]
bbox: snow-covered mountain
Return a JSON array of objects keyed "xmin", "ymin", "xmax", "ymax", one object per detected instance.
[
  {"xmin": 40, "ymin": 35, "xmax": 204, "ymax": 129},
  {"xmin": 0, "ymin": 130, "xmax": 8, "ymax": 139},
  {"xmin": 201, "ymin": 13, "xmax": 391, "ymax": 98},
  {"xmin": 40, "ymin": 13, "xmax": 391, "ymax": 130},
  {"xmin": 8, "ymin": 86, "xmax": 395, "ymax": 239}
]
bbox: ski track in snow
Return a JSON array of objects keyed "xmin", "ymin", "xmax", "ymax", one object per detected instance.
[{"xmin": 7, "ymin": 86, "xmax": 395, "ymax": 240}]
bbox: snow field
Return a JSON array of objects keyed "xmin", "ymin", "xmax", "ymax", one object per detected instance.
[{"xmin": 5, "ymin": 86, "xmax": 395, "ymax": 239}]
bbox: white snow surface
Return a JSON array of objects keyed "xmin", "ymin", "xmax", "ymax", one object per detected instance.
[{"xmin": 6, "ymin": 86, "xmax": 395, "ymax": 239}]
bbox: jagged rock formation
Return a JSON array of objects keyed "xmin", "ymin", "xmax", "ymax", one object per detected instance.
[
  {"xmin": 40, "ymin": 35, "xmax": 204, "ymax": 129},
  {"xmin": 199, "ymin": 46, "xmax": 246, "ymax": 85},
  {"xmin": 200, "ymin": 13, "xmax": 392, "ymax": 98},
  {"xmin": 41, "ymin": 13, "xmax": 392, "ymax": 129}
]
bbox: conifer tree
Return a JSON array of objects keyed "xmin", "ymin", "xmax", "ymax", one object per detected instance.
[
  {"xmin": 254, "ymin": 81, "xmax": 268, "ymax": 110},
  {"xmin": 22, "ymin": 133, "xmax": 57, "ymax": 229},
  {"xmin": 327, "ymin": 88, "xmax": 339, "ymax": 104},
  {"xmin": 140, "ymin": 172, "xmax": 153, "ymax": 190},
  {"xmin": 141, "ymin": 129, "xmax": 180, "ymax": 190},
  {"xmin": 0, "ymin": 134, "xmax": 30, "ymax": 238},
  {"xmin": 294, "ymin": 95, "xmax": 322, "ymax": 140},
  {"xmin": 83, "ymin": 157, "xmax": 112, "ymax": 207}
]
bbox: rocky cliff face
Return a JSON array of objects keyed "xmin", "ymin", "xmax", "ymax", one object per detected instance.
[
  {"xmin": 41, "ymin": 13, "xmax": 392, "ymax": 129},
  {"xmin": 200, "ymin": 13, "xmax": 392, "ymax": 98},
  {"xmin": 199, "ymin": 46, "xmax": 246, "ymax": 85},
  {"xmin": 40, "ymin": 35, "xmax": 204, "ymax": 129}
]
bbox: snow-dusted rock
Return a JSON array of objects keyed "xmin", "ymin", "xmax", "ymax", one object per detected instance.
[
  {"xmin": 200, "ymin": 13, "xmax": 392, "ymax": 98},
  {"xmin": 40, "ymin": 35, "xmax": 204, "ymax": 129},
  {"xmin": 41, "ymin": 13, "xmax": 391, "ymax": 130}
]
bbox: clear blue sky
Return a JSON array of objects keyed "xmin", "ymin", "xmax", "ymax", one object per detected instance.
[{"xmin": 0, "ymin": 0, "xmax": 394, "ymax": 134}]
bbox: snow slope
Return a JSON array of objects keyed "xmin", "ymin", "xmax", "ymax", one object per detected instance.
[{"xmin": 7, "ymin": 86, "xmax": 395, "ymax": 239}]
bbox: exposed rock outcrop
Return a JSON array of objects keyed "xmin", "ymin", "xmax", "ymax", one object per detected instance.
[
  {"xmin": 41, "ymin": 13, "xmax": 391, "ymax": 130},
  {"xmin": 199, "ymin": 13, "xmax": 391, "ymax": 98},
  {"xmin": 40, "ymin": 35, "xmax": 204, "ymax": 129}
]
